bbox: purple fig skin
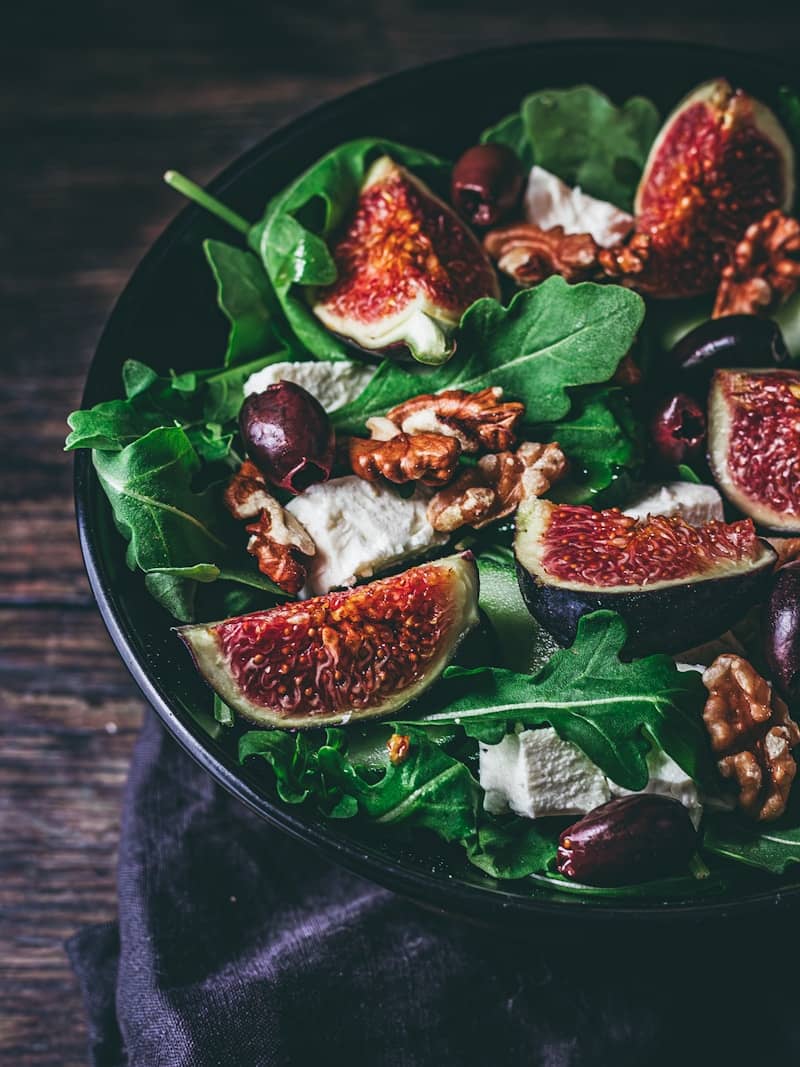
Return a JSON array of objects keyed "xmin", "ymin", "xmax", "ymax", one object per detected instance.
[
  {"xmin": 451, "ymin": 144, "xmax": 524, "ymax": 228},
  {"xmin": 239, "ymin": 381, "xmax": 335, "ymax": 494},
  {"xmin": 650, "ymin": 392, "xmax": 706, "ymax": 466},
  {"xmin": 764, "ymin": 561, "xmax": 800, "ymax": 706},
  {"xmin": 557, "ymin": 795, "xmax": 697, "ymax": 887},
  {"xmin": 667, "ymin": 315, "xmax": 790, "ymax": 397}
]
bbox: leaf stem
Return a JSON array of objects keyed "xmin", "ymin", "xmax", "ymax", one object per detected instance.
[
  {"xmin": 163, "ymin": 170, "xmax": 251, "ymax": 236},
  {"xmin": 689, "ymin": 852, "xmax": 711, "ymax": 880}
]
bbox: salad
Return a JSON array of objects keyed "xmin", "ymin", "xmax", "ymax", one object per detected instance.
[{"xmin": 67, "ymin": 77, "xmax": 800, "ymax": 897}]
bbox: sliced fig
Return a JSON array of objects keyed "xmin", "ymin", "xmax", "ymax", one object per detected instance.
[
  {"xmin": 311, "ymin": 156, "xmax": 500, "ymax": 365},
  {"xmin": 514, "ymin": 498, "xmax": 776, "ymax": 654},
  {"xmin": 177, "ymin": 555, "xmax": 479, "ymax": 728},
  {"xmin": 708, "ymin": 368, "xmax": 800, "ymax": 532},
  {"xmin": 632, "ymin": 79, "xmax": 795, "ymax": 298}
]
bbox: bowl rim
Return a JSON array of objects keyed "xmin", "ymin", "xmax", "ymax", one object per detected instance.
[{"xmin": 74, "ymin": 37, "xmax": 800, "ymax": 928}]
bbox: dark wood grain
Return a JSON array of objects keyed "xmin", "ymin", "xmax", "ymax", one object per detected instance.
[{"xmin": 3, "ymin": 3, "xmax": 800, "ymax": 1063}]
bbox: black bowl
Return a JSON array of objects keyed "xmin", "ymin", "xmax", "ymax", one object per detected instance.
[{"xmin": 75, "ymin": 39, "xmax": 800, "ymax": 933}]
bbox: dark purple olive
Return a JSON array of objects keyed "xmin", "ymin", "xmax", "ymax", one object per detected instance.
[
  {"xmin": 557, "ymin": 795, "xmax": 697, "ymax": 886},
  {"xmin": 764, "ymin": 560, "xmax": 800, "ymax": 706},
  {"xmin": 665, "ymin": 316, "xmax": 790, "ymax": 397},
  {"xmin": 650, "ymin": 392, "xmax": 706, "ymax": 466},
  {"xmin": 451, "ymin": 144, "xmax": 524, "ymax": 228},
  {"xmin": 239, "ymin": 381, "xmax": 334, "ymax": 494}
]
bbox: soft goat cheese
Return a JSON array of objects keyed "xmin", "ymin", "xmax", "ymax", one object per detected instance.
[
  {"xmin": 479, "ymin": 727, "xmax": 702, "ymax": 827},
  {"xmin": 623, "ymin": 482, "xmax": 724, "ymax": 526},
  {"xmin": 524, "ymin": 166, "xmax": 634, "ymax": 248},
  {"xmin": 286, "ymin": 476, "xmax": 447, "ymax": 596},
  {"xmin": 244, "ymin": 360, "xmax": 374, "ymax": 412}
]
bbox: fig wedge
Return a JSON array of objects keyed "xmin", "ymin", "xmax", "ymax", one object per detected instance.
[
  {"xmin": 178, "ymin": 555, "xmax": 479, "ymax": 728},
  {"xmin": 514, "ymin": 498, "xmax": 776, "ymax": 654},
  {"xmin": 311, "ymin": 156, "xmax": 500, "ymax": 365}
]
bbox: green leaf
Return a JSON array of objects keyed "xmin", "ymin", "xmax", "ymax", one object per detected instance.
[
  {"xmin": 466, "ymin": 814, "xmax": 558, "ymax": 879},
  {"xmin": 523, "ymin": 87, "xmax": 660, "ymax": 210},
  {"xmin": 476, "ymin": 547, "xmax": 560, "ymax": 674},
  {"xmin": 239, "ymin": 730, "xmax": 318, "ymax": 804},
  {"xmin": 146, "ymin": 562, "xmax": 288, "ymax": 598},
  {"xmin": 249, "ymin": 138, "xmax": 449, "ymax": 363},
  {"xmin": 480, "ymin": 112, "xmax": 534, "ymax": 169},
  {"xmin": 676, "ymin": 463, "xmax": 703, "ymax": 485},
  {"xmin": 203, "ymin": 239, "xmax": 278, "ymax": 366},
  {"xmin": 332, "ymin": 278, "xmax": 645, "ymax": 434},
  {"xmin": 65, "ymin": 399, "xmax": 167, "ymax": 451},
  {"xmin": 123, "ymin": 359, "xmax": 160, "ymax": 398},
  {"xmin": 213, "ymin": 694, "xmax": 235, "ymax": 728},
  {"xmin": 542, "ymin": 386, "xmax": 641, "ymax": 504},
  {"xmin": 405, "ymin": 611, "xmax": 714, "ymax": 792},
  {"xmin": 703, "ymin": 811, "xmax": 800, "ymax": 874},
  {"xmin": 778, "ymin": 86, "xmax": 800, "ymax": 215},
  {"xmin": 92, "ymin": 427, "xmax": 227, "ymax": 575}
]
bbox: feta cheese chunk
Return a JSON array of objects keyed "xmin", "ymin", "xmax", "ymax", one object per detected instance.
[
  {"xmin": 244, "ymin": 360, "xmax": 374, "ymax": 412},
  {"xmin": 479, "ymin": 728, "xmax": 610, "ymax": 819},
  {"xmin": 479, "ymin": 727, "xmax": 703, "ymax": 827},
  {"xmin": 286, "ymin": 476, "xmax": 448, "ymax": 595},
  {"xmin": 609, "ymin": 749, "xmax": 703, "ymax": 829},
  {"xmin": 524, "ymin": 166, "xmax": 634, "ymax": 249},
  {"xmin": 623, "ymin": 482, "xmax": 724, "ymax": 526}
]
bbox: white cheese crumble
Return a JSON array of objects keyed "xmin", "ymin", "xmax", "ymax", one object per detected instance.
[
  {"xmin": 623, "ymin": 482, "xmax": 724, "ymax": 526},
  {"xmin": 285, "ymin": 476, "xmax": 448, "ymax": 596},
  {"xmin": 479, "ymin": 727, "xmax": 703, "ymax": 826},
  {"xmin": 524, "ymin": 166, "xmax": 634, "ymax": 248},
  {"xmin": 243, "ymin": 360, "xmax": 374, "ymax": 412}
]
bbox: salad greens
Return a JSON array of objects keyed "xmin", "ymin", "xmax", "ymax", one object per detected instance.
[
  {"xmin": 404, "ymin": 611, "xmax": 715, "ymax": 792},
  {"xmin": 482, "ymin": 85, "xmax": 660, "ymax": 210},
  {"xmin": 332, "ymin": 277, "xmax": 645, "ymax": 432},
  {"xmin": 67, "ymin": 79, "xmax": 800, "ymax": 896}
]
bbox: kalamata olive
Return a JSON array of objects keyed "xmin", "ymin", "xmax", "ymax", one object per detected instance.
[
  {"xmin": 764, "ymin": 560, "xmax": 800, "ymax": 706},
  {"xmin": 239, "ymin": 381, "xmax": 334, "ymax": 494},
  {"xmin": 649, "ymin": 392, "xmax": 706, "ymax": 466},
  {"xmin": 557, "ymin": 795, "xmax": 697, "ymax": 886},
  {"xmin": 451, "ymin": 144, "xmax": 524, "ymax": 228},
  {"xmin": 666, "ymin": 316, "xmax": 790, "ymax": 396}
]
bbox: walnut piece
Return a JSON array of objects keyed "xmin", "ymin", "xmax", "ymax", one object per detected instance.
[
  {"xmin": 484, "ymin": 224, "xmax": 602, "ymax": 286},
  {"xmin": 713, "ymin": 210, "xmax": 800, "ymax": 317},
  {"xmin": 368, "ymin": 386, "xmax": 525, "ymax": 454},
  {"xmin": 225, "ymin": 461, "xmax": 315, "ymax": 595},
  {"xmin": 347, "ymin": 431, "xmax": 461, "ymax": 487},
  {"xmin": 387, "ymin": 733, "xmax": 411, "ymax": 766},
  {"xmin": 702, "ymin": 653, "xmax": 800, "ymax": 821},
  {"xmin": 427, "ymin": 441, "xmax": 566, "ymax": 532}
]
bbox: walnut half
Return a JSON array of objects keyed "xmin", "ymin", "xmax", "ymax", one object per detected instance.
[{"xmin": 702, "ymin": 654, "xmax": 800, "ymax": 821}]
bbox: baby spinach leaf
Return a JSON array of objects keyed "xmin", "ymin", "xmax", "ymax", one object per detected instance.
[
  {"xmin": 481, "ymin": 86, "xmax": 660, "ymax": 210},
  {"xmin": 405, "ymin": 611, "xmax": 714, "ymax": 792},
  {"xmin": 332, "ymin": 278, "xmax": 645, "ymax": 434},
  {"xmin": 522, "ymin": 87, "xmax": 660, "ymax": 210},
  {"xmin": 480, "ymin": 111, "xmax": 534, "ymax": 170},
  {"xmin": 203, "ymin": 239, "xmax": 277, "ymax": 366},
  {"xmin": 542, "ymin": 386, "xmax": 642, "ymax": 505},
  {"xmin": 248, "ymin": 138, "xmax": 449, "ymax": 362},
  {"xmin": 703, "ymin": 811, "xmax": 800, "ymax": 874}
]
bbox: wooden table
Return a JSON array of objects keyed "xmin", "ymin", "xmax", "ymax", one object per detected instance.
[{"xmin": 3, "ymin": 6, "xmax": 798, "ymax": 1062}]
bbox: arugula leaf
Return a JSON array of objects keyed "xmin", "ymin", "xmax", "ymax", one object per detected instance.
[
  {"xmin": 676, "ymin": 463, "xmax": 703, "ymax": 485},
  {"xmin": 466, "ymin": 814, "xmax": 558, "ymax": 878},
  {"xmin": 203, "ymin": 239, "xmax": 277, "ymax": 366},
  {"xmin": 332, "ymin": 278, "xmax": 645, "ymax": 433},
  {"xmin": 481, "ymin": 86, "xmax": 659, "ymax": 210},
  {"xmin": 93, "ymin": 427, "xmax": 226, "ymax": 570},
  {"xmin": 248, "ymin": 139, "xmax": 449, "ymax": 362},
  {"xmin": 405, "ymin": 611, "xmax": 714, "ymax": 792},
  {"xmin": 703, "ymin": 811, "xmax": 800, "ymax": 874},
  {"xmin": 65, "ymin": 399, "xmax": 167, "ymax": 452},
  {"xmin": 778, "ymin": 87, "xmax": 800, "ymax": 214},
  {"xmin": 541, "ymin": 386, "xmax": 641, "ymax": 505}
]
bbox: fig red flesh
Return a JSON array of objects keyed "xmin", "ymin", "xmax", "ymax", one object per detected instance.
[
  {"xmin": 708, "ymin": 368, "xmax": 800, "ymax": 531},
  {"xmin": 239, "ymin": 381, "xmax": 334, "ymax": 494},
  {"xmin": 312, "ymin": 156, "xmax": 500, "ymax": 364},
  {"xmin": 631, "ymin": 79, "xmax": 795, "ymax": 298},
  {"xmin": 178, "ymin": 555, "xmax": 479, "ymax": 728}
]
